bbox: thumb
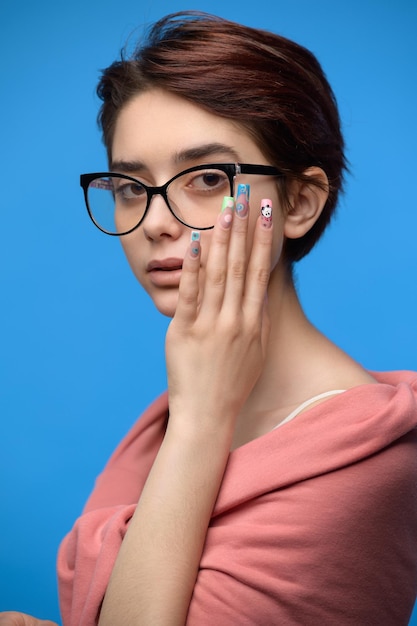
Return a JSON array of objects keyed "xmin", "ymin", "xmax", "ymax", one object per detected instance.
[{"xmin": 0, "ymin": 613, "xmax": 58, "ymax": 626}]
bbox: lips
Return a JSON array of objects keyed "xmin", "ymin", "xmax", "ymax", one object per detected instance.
[
  {"xmin": 146, "ymin": 258, "xmax": 184, "ymax": 287},
  {"xmin": 147, "ymin": 258, "xmax": 184, "ymax": 272}
]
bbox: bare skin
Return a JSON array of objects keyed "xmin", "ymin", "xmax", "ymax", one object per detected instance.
[
  {"xmin": 95, "ymin": 89, "xmax": 375, "ymax": 625},
  {"xmin": 4, "ymin": 89, "xmax": 375, "ymax": 626},
  {"xmin": 0, "ymin": 613, "xmax": 57, "ymax": 626},
  {"xmin": 1, "ymin": 88, "xmax": 377, "ymax": 626}
]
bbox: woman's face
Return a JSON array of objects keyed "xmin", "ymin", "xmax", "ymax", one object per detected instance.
[{"xmin": 111, "ymin": 88, "xmax": 285, "ymax": 317}]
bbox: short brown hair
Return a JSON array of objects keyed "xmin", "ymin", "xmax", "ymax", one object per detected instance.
[{"xmin": 97, "ymin": 12, "xmax": 348, "ymax": 264}]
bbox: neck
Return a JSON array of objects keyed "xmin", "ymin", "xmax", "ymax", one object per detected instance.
[
  {"xmin": 246, "ymin": 271, "xmax": 318, "ymax": 411},
  {"xmin": 239, "ymin": 266, "xmax": 364, "ymax": 421},
  {"xmin": 232, "ymin": 265, "xmax": 375, "ymax": 449}
]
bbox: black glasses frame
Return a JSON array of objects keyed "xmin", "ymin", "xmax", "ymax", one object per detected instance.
[{"xmin": 80, "ymin": 162, "xmax": 282, "ymax": 236}]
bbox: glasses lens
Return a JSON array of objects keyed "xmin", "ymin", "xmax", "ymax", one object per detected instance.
[
  {"xmin": 86, "ymin": 168, "xmax": 232, "ymax": 233},
  {"xmin": 87, "ymin": 176, "xmax": 147, "ymax": 234},
  {"xmin": 167, "ymin": 168, "xmax": 231, "ymax": 229}
]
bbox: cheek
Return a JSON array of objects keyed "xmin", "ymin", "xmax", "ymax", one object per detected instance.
[
  {"xmin": 119, "ymin": 235, "xmax": 146, "ymax": 285},
  {"xmin": 270, "ymin": 208, "xmax": 285, "ymax": 270},
  {"xmin": 199, "ymin": 212, "xmax": 283, "ymax": 278},
  {"xmin": 270, "ymin": 233, "xmax": 284, "ymax": 270}
]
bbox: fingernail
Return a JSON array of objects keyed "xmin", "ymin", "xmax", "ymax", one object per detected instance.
[
  {"xmin": 260, "ymin": 199, "xmax": 273, "ymax": 228},
  {"xmin": 235, "ymin": 184, "xmax": 250, "ymax": 218},
  {"xmin": 190, "ymin": 230, "xmax": 200, "ymax": 257},
  {"xmin": 221, "ymin": 196, "xmax": 235, "ymax": 212},
  {"xmin": 220, "ymin": 196, "xmax": 234, "ymax": 228}
]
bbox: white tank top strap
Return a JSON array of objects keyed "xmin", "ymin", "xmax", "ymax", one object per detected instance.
[{"xmin": 273, "ymin": 389, "xmax": 346, "ymax": 430}]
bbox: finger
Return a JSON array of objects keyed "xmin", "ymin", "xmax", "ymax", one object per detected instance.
[
  {"xmin": 243, "ymin": 198, "xmax": 274, "ymax": 317},
  {"xmin": 222, "ymin": 183, "xmax": 250, "ymax": 312},
  {"xmin": 198, "ymin": 196, "xmax": 234, "ymax": 319},
  {"xmin": 174, "ymin": 231, "xmax": 201, "ymax": 327},
  {"xmin": 0, "ymin": 613, "xmax": 58, "ymax": 626}
]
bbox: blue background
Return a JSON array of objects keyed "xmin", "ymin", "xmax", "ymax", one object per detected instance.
[{"xmin": 1, "ymin": 0, "xmax": 416, "ymax": 623}]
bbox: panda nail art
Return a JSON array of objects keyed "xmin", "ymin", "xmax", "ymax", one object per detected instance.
[{"xmin": 260, "ymin": 199, "xmax": 273, "ymax": 228}]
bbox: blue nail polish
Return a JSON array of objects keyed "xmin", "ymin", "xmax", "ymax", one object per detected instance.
[
  {"xmin": 237, "ymin": 183, "xmax": 250, "ymax": 200},
  {"xmin": 190, "ymin": 232, "xmax": 200, "ymax": 257},
  {"xmin": 236, "ymin": 184, "xmax": 250, "ymax": 217}
]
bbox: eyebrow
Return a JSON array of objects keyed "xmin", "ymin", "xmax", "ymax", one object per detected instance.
[
  {"xmin": 110, "ymin": 142, "xmax": 240, "ymax": 173},
  {"xmin": 175, "ymin": 142, "xmax": 240, "ymax": 163}
]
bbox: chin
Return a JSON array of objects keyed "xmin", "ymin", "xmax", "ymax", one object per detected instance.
[
  {"xmin": 151, "ymin": 291, "xmax": 178, "ymax": 318},
  {"xmin": 136, "ymin": 276, "xmax": 178, "ymax": 318}
]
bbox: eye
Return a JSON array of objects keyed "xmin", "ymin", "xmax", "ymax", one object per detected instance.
[
  {"xmin": 114, "ymin": 180, "xmax": 146, "ymax": 200},
  {"xmin": 185, "ymin": 170, "xmax": 229, "ymax": 193}
]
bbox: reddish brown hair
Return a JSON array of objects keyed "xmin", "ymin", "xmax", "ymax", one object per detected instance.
[{"xmin": 97, "ymin": 12, "xmax": 348, "ymax": 264}]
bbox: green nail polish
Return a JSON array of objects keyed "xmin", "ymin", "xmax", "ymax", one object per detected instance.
[{"xmin": 221, "ymin": 196, "xmax": 235, "ymax": 212}]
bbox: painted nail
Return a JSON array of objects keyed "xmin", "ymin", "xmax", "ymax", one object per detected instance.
[
  {"xmin": 190, "ymin": 230, "xmax": 200, "ymax": 257},
  {"xmin": 260, "ymin": 199, "xmax": 273, "ymax": 228},
  {"xmin": 235, "ymin": 183, "xmax": 250, "ymax": 218},
  {"xmin": 221, "ymin": 196, "xmax": 235, "ymax": 212},
  {"xmin": 220, "ymin": 196, "xmax": 234, "ymax": 228}
]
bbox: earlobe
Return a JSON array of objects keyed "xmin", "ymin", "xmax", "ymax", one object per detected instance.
[{"xmin": 283, "ymin": 167, "xmax": 329, "ymax": 240}]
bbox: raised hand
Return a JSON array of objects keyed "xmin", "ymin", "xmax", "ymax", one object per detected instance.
[
  {"xmin": 99, "ymin": 189, "xmax": 275, "ymax": 626},
  {"xmin": 166, "ymin": 189, "xmax": 273, "ymax": 435}
]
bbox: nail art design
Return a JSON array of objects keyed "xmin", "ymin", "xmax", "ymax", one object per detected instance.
[
  {"xmin": 190, "ymin": 230, "xmax": 200, "ymax": 257},
  {"xmin": 220, "ymin": 196, "xmax": 234, "ymax": 228},
  {"xmin": 221, "ymin": 196, "xmax": 235, "ymax": 212},
  {"xmin": 236, "ymin": 183, "xmax": 250, "ymax": 217},
  {"xmin": 260, "ymin": 199, "xmax": 273, "ymax": 228}
]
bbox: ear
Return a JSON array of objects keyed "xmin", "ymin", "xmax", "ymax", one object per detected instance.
[{"xmin": 283, "ymin": 167, "xmax": 329, "ymax": 239}]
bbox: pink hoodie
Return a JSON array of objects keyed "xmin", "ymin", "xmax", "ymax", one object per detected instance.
[{"xmin": 58, "ymin": 371, "xmax": 417, "ymax": 625}]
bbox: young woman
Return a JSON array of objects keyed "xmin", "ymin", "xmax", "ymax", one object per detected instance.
[{"xmin": 6, "ymin": 11, "xmax": 416, "ymax": 626}]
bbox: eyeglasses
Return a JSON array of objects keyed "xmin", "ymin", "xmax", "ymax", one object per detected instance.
[{"xmin": 80, "ymin": 162, "xmax": 282, "ymax": 235}]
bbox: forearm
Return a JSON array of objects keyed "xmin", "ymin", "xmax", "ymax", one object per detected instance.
[
  {"xmin": 98, "ymin": 415, "xmax": 233, "ymax": 626},
  {"xmin": 99, "ymin": 197, "xmax": 272, "ymax": 625}
]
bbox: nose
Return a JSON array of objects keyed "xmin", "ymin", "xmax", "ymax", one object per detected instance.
[{"xmin": 142, "ymin": 193, "xmax": 184, "ymax": 242}]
